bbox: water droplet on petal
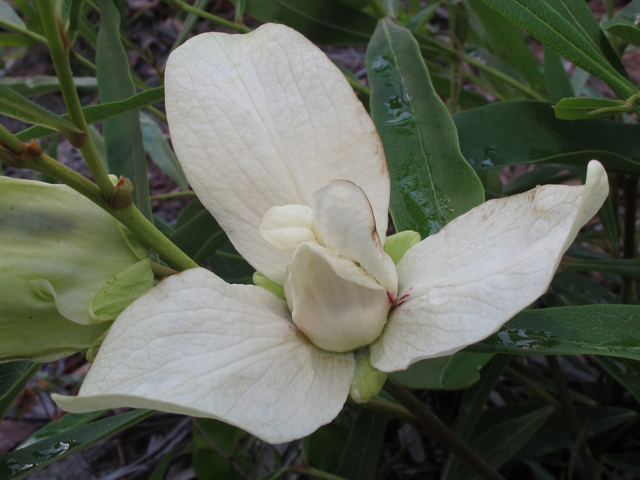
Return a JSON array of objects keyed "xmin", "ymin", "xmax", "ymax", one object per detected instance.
[{"xmin": 427, "ymin": 283, "xmax": 455, "ymax": 306}]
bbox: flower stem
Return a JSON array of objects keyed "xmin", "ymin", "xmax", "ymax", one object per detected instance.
[
  {"xmin": 36, "ymin": 0, "xmax": 114, "ymax": 200},
  {"xmin": 383, "ymin": 376, "xmax": 505, "ymax": 480},
  {"xmin": 547, "ymin": 356, "xmax": 598, "ymax": 480},
  {"xmin": 0, "ymin": 146, "xmax": 198, "ymax": 272},
  {"xmin": 347, "ymin": 397, "xmax": 419, "ymax": 427},
  {"xmin": 0, "ymin": 123, "xmax": 26, "ymax": 156}
]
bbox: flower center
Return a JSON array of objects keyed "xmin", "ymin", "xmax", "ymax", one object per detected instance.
[{"xmin": 258, "ymin": 180, "xmax": 397, "ymax": 353}]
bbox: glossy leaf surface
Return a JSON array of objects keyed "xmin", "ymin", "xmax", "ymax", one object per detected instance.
[
  {"xmin": 477, "ymin": 0, "xmax": 635, "ymax": 98},
  {"xmin": 454, "ymin": 100, "xmax": 640, "ymax": 174},
  {"xmin": 467, "ymin": 305, "xmax": 640, "ymax": 359},
  {"xmin": 367, "ymin": 18, "xmax": 483, "ymax": 238},
  {"xmin": 0, "ymin": 409, "xmax": 153, "ymax": 480}
]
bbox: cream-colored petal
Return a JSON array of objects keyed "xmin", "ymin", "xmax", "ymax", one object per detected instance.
[
  {"xmin": 313, "ymin": 181, "xmax": 397, "ymax": 297},
  {"xmin": 53, "ymin": 268, "xmax": 354, "ymax": 444},
  {"xmin": 285, "ymin": 243, "xmax": 391, "ymax": 353},
  {"xmin": 0, "ymin": 177, "xmax": 151, "ymax": 324},
  {"xmin": 371, "ymin": 161, "xmax": 609, "ymax": 372},
  {"xmin": 165, "ymin": 24, "xmax": 389, "ymax": 284},
  {"xmin": 260, "ymin": 204, "xmax": 318, "ymax": 252}
]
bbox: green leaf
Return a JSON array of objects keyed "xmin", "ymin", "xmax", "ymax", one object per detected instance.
[
  {"xmin": 544, "ymin": 0, "xmax": 628, "ymax": 78},
  {"xmin": 148, "ymin": 448, "xmax": 175, "ymax": 480},
  {"xmin": 0, "ymin": 278, "xmax": 111, "ymax": 362},
  {"xmin": 16, "ymin": 87, "xmax": 165, "ymax": 142},
  {"xmin": 0, "ymin": 409, "xmax": 154, "ymax": 480},
  {"xmin": 170, "ymin": 207, "xmax": 223, "ymax": 260},
  {"xmin": 563, "ymin": 258, "xmax": 640, "ymax": 277},
  {"xmin": 0, "ymin": 83, "xmax": 85, "ymax": 145},
  {"xmin": 548, "ymin": 271, "xmax": 619, "ymax": 307},
  {"xmin": 454, "ymin": 100, "xmax": 640, "ymax": 174},
  {"xmin": 0, "ymin": 362, "xmax": 40, "ymax": 421},
  {"xmin": 366, "ymin": 18, "xmax": 483, "ymax": 238},
  {"xmin": 440, "ymin": 352, "xmax": 495, "ymax": 390},
  {"xmin": 544, "ymin": 47, "xmax": 574, "ymax": 103},
  {"xmin": 336, "ymin": 410, "xmax": 386, "ymax": 480},
  {"xmin": 597, "ymin": 356, "xmax": 640, "ymax": 403},
  {"xmin": 96, "ymin": 0, "xmax": 150, "ymax": 219},
  {"xmin": 466, "ymin": 305, "xmax": 640, "ymax": 360},
  {"xmin": 307, "ymin": 421, "xmax": 350, "ymax": 472},
  {"xmin": 172, "ymin": 0, "xmax": 211, "ymax": 49},
  {"xmin": 192, "ymin": 419, "xmax": 244, "ymax": 480},
  {"xmin": 602, "ymin": 0, "xmax": 640, "ymax": 46},
  {"xmin": 440, "ymin": 355, "xmax": 510, "ymax": 480},
  {"xmin": 477, "ymin": 0, "xmax": 636, "ymax": 98},
  {"xmin": 454, "ymin": 406, "xmax": 554, "ymax": 478},
  {"xmin": 18, "ymin": 411, "xmax": 106, "ymax": 448},
  {"xmin": 0, "ymin": 0, "xmax": 25, "ymax": 29},
  {"xmin": 553, "ymin": 96, "xmax": 629, "ymax": 119},
  {"xmin": 465, "ymin": 0, "xmax": 545, "ymax": 91},
  {"xmin": 0, "ymin": 76, "xmax": 96, "ymax": 98},
  {"xmin": 140, "ymin": 112, "xmax": 189, "ymax": 190},
  {"xmin": 515, "ymin": 406, "xmax": 636, "ymax": 459},
  {"xmin": 242, "ymin": 0, "xmax": 377, "ymax": 44},
  {"xmin": 393, "ymin": 352, "xmax": 494, "ymax": 390}
]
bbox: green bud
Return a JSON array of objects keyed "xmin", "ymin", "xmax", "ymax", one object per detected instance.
[
  {"xmin": 384, "ymin": 230, "xmax": 421, "ymax": 264},
  {"xmin": 253, "ymin": 271, "xmax": 286, "ymax": 300},
  {"xmin": 349, "ymin": 352, "xmax": 388, "ymax": 404}
]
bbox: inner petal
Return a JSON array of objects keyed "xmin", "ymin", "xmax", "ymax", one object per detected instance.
[
  {"xmin": 313, "ymin": 181, "xmax": 397, "ymax": 298},
  {"xmin": 285, "ymin": 243, "xmax": 391, "ymax": 353},
  {"xmin": 260, "ymin": 205, "xmax": 318, "ymax": 253}
]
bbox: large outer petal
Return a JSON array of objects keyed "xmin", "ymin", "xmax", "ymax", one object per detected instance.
[
  {"xmin": 371, "ymin": 161, "xmax": 609, "ymax": 372},
  {"xmin": 165, "ymin": 24, "xmax": 389, "ymax": 284},
  {"xmin": 53, "ymin": 268, "xmax": 354, "ymax": 444}
]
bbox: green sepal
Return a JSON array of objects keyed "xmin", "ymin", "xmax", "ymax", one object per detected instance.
[
  {"xmin": 349, "ymin": 352, "xmax": 388, "ymax": 404},
  {"xmin": 89, "ymin": 258, "xmax": 154, "ymax": 322},
  {"xmin": 253, "ymin": 272, "xmax": 285, "ymax": 301},
  {"xmin": 86, "ymin": 328, "xmax": 110, "ymax": 363},
  {"xmin": 383, "ymin": 230, "xmax": 421, "ymax": 264},
  {"xmin": 0, "ymin": 277, "xmax": 110, "ymax": 363}
]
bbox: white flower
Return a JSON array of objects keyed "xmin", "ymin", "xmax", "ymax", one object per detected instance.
[{"xmin": 54, "ymin": 24, "xmax": 609, "ymax": 444}]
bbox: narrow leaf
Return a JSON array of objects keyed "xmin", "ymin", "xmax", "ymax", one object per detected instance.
[
  {"xmin": 597, "ymin": 356, "xmax": 640, "ymax": 403},
  {"xmin": 243, "ymin": 0, "xmax": 377, "ymax": 44},
  {"xmin": 0, "ymin": 362, "xmax": 39, "ymax": 421},
  {"xmin": 0, "ymin": 75, "xmax": 96, "ymax": 98},
  {"xmin": 455, "ymin": 406, "xmax": 554, "ymax": 478},
  {"xmin": 441, "ymin": 355, "xmax": 510, "ymax": 480},
  {"xmin": 465, "ymin": 0, "xmax": 545, "ymax": 91},
  {"xmin": 96, "ymin": 0, "xmax": 150, "ymax": 218},
  {"xmin": 0, "ymin": 83, "xmax": 84, "ymax": 144},
  {"xmin": 16, "ymin": 87, "xmax": 165, "ymax": 142},
  {"xmin": 366, "ymin": 18, "xmax": 483, "ymax": 238},
  {"xmin": 454, "ymin": 100, "xmax": 640, "ymax": 174},
  {"xmin": 18, "ymin": 411, "xmax": 106, "ymax": 448},
  {"xmin": 336, "ymin": 410, "xmax": 387, "ymax": 480},
  {"xmin": 140, "ymin": 112, "xmax": 189, "ymax": 190},
  {"xmin": 0, "ymin": 409, "xmax": 153, "ymax": 480},
  {"xmin": 0, "ymin": 0, "xmax": 25, "ymax": 29},
  {"xmin": 544, "ymin": 47, "xmax": 574, "ymax": 103},
  {"xmin": 477, "ymin": 0, "xmax": 635, "ymax": 98},
  {"xmin": 601, "ymin": 0, "xmax": 640, "ymax": 46},
  {"xmin": 466, "ymin": 305, "xmax": 640, "ymax": 360}
]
